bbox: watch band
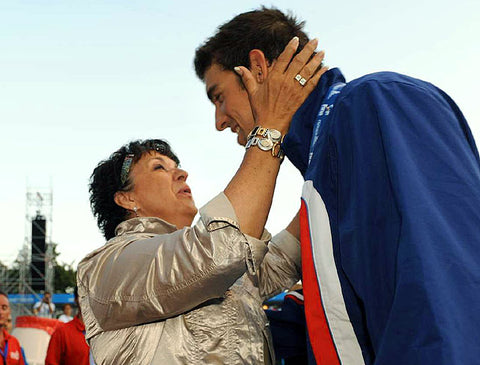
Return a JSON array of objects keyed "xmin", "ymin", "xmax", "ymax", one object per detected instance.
[
  {"xmin": 247, "ymin": 126, "xmax": 282, "ymax": 143},
  {"xmin": 245, "ymin": 126, "xmax": 285, "ymax": 161}
]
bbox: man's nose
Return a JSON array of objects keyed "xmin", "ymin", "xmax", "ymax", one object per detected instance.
[{"xmin": 215, "ymin": 107, "xmax": 228, "ymax": 131}]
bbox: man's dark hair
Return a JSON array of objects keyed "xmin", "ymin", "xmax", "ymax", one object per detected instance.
[
  {"xmin": 194, "ymin": 7, "xmax": 310, "ymax": 80},
  {"xmin": 0, "ymin": 290, "xmax": 8, "ymax": 300},
  {"xmin": 89, "ymin": 139, "xmax": 180, "ymax": 240}
]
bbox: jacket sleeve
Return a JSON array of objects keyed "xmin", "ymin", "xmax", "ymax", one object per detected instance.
[
  {"xmin": 330, "ymin": 76, "xmax": 480, "ymax": 364},
  {"xmin": 77, "ymin": 193, "xmax": 270, "ymax": 332},
  {"xmin": 257, "ymin": 229, "xmax": 301, "ymax": 300}
]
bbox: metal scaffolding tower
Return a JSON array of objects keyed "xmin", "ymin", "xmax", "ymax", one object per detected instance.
[
  {"xmin": 3, "ymin": 185, "xmax": 55, "ymax": 317},
  {"xmin": 26, "ymin": 186, "xmax": 54, "ymax": 293}
]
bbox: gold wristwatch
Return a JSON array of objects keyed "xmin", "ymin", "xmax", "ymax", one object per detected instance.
[{"xmin": 245, "ymin": 126, "xmax": 285, "ymax": 160}]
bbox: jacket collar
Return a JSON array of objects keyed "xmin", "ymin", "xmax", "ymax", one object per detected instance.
[
  {"xmin": 115, "ymin": 217, "xmax": 178, "ymax": 237},
  {"xmin": 282, "ymin": 67, "xmax": 346, "ymax": 176}
]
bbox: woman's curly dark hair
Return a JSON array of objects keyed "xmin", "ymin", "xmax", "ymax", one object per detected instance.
[{"xmin": 89, "ymin": 139, "xmax": 180, "ymax": 240}]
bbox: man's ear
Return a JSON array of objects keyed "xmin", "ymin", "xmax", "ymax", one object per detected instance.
[
  {"xmin": 248, "ymin": 49, "xmax": 270, "ymax": 83},
  {"xmin": 114, "ymin": 191, "xmax": 135, "ymax": 211}
]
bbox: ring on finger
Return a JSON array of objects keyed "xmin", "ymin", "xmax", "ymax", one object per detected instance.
[{"xmin": 294, "ymin": 74, "xmax": 307, "ymax": 86}]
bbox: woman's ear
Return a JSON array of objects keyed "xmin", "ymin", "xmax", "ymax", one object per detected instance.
[
  {"xmin": 114, "ymin": 191, "xmax": 135, "ymax": 211},
  {"xmin": 248, "ymin": 49, "xmax": 270, "ymax": 83}
]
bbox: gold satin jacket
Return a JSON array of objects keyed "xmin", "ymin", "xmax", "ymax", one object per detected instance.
[{"xmin": 77, "ymin": 193, "xmax": 301, "ymax": 364}]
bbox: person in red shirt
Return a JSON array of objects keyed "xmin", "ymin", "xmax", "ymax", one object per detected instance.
[
  {"xmin": 44, "ymin": 288, "xmax": 89, "ymax": 365},
  {"xmin": 0, "ymin": 291, "xmax": 27, "ymax": 365}
]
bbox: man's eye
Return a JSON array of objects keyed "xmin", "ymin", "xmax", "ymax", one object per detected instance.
[
  {"xmin": 154, "ymin": 165, "xmax": 165, "ymax": 170},
  {"xmin": 213, "ymin": 94, "xmax": 223, "ymax": 103}
]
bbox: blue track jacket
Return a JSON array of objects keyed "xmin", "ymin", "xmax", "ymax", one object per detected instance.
[{"xmin": 283, "ymin": 68, "xmax": 480, "ymax": 365}]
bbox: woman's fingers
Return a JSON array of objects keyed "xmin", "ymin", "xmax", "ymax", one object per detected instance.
[
  {"xmin": 270, "ymin": 37, "xmax": 325, "ymax": 90},
  {"xmin": 234, "ymin": 66, "xmax": 257, "ymax": 95},
  {"xmin": 304, "ymin": 65, "xmax": 329, "ymax": 94},
  {"xmin": 285, "ymin": 38, "xmax": 319, "ymax": 77},
  {"xmin": 274, "ymin": 37, "xmax": 300, "ymax": 73},
  {"xmin": 293, "ymin": 50, "xmax": 325, "ymax": 87}
]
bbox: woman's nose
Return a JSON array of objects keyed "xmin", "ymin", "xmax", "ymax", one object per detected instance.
[{"xmin": 174, "ymin": 168, "xmax": 188, "ymax": 181}]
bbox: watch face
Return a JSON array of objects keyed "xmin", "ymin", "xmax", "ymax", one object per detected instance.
[
  {"xmin": 269, "ymin": 129, "xmax": 282, "ymax": 142},
  {"xmin": 258, "ymin": 138, "xmax": 273, "ymax": 151}
]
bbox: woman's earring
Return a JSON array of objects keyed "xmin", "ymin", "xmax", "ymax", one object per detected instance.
[{"xmin": 133, "ymin": 206, "xmax": 138, "ymax": 217}]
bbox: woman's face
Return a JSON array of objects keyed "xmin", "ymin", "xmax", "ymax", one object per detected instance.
[{"xmin": 121, "ymin": 151, "xmax": 198, "ymax": 228}]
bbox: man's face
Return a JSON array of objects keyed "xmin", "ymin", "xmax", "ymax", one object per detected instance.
[
  {"xmin": 6, "ymin": 315, "xmax": 12, "ymax": 333},
  {"xmin": 204, "ymin": 63, "xmax": 255, "ymax": 146},
  {"xmin": 0, "ymin": 294, "xmax": 10, "ymax": 327}
]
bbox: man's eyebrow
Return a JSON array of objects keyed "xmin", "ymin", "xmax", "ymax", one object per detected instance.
[{"xmin": 207, "ymin": 84, "xmax": 218, "ymax": 102}]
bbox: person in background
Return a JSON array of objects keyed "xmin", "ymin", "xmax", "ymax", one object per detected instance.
[
  {"xmin": 33, "ymin": 292, "xmax": 55, "ymax": 319},
  {"xmin": 265, "ymin": 288, "xmax": 311, "ymax": 365},
  {"xmin": 0, "ymin": 290, "xmax": 28, "ymax": 365},
  {"xmin": 5, "ymin": 315, "xmax": 12, "ymax": 334},
  {"xmin": 57, "ymin": 304, "xmax": 73, "ymax": 323},
  {"xmin": 45, "ymin": 287, "xmax": 89, "ymax": 365}
]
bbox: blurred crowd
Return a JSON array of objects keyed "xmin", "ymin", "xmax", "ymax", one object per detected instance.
[{"xmin": 0, "ymin": 289, "xmax": 91, "ymax": 365}]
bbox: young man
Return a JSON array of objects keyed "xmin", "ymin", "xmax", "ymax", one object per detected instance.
[
  {"xmin": 195, "ymin": 8, "xmax": 480, "ymax": 365},
  {"xmin": 0, "ymin": 291, "xmax": 28, "ymax": 365}
]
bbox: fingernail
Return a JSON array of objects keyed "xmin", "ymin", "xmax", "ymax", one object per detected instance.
[
  {"xmin": 292, "ymin": 36, "xmax": 299, "ymax": 44},
  {"xmin": 312, "ymin": 38, "xmax": 319, "ymax": 47},
  {"xmin": 234, "ymin": 66, "xmax": 242, "ymax": 75}
]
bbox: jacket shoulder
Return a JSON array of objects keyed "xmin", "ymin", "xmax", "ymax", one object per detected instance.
[{"xmin": 341, "ymin": 71, "xmax": 435, "ymax": 99}]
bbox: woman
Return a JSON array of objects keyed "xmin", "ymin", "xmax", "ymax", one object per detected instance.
[{"xmin": 78, "ymin": 38, "xmax": 326, "ymax": 364}]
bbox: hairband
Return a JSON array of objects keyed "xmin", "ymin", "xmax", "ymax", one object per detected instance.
[
  {"xmin": 120, "ymin": 142, "xmax": 167, "ymax": 185},
  {"xmin": 120, "ymin": 154, "xmax": 134, "ymax": 185}
]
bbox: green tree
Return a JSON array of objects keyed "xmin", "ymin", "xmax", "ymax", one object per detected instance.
[
  {"xmin": 51, "ymin": 243, "xmax": 76, "ymax": 293},
  {"xmin": 54, "ymin": 262, "xmax": 76, "ymax": 293}
]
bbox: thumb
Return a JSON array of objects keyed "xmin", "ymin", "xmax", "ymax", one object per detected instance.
[{"xmin": 234, "ymin": 66, "xmax": 257, "ymax": 95}]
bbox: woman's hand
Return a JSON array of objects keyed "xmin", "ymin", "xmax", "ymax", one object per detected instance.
[
  {"xmin": 225, "ymin": 37, "xmax": 327, "ymax": 238},
  {"xmin": 234, "ymin": 37, "xmax": 328, "ymax": 135}
]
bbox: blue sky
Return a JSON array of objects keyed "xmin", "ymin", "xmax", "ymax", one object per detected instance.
[{"xmin": 1, "ymin": 0, "xmax": 479, "ymax": 266}]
